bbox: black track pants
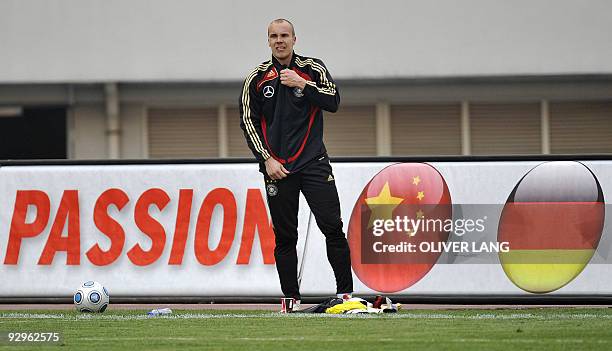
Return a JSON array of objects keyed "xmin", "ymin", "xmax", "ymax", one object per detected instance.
[{"xmin": 264, "ymin": 155, "xmax": 353, "ymax": 300}]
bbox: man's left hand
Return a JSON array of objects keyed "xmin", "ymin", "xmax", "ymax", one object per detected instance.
[{"xmin": 280, "ymin": 69, "xmax": 307, "ymax": 89}]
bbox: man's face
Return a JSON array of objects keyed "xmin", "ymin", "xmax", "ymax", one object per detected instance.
[{"xmin": 268, "ymin": 21, "xmax": 295, "ymax": 61}]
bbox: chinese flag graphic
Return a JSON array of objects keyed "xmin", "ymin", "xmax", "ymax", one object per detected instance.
[{"xmin": 347, "ymin": 163, "xmax": 452, "ymax": 293}]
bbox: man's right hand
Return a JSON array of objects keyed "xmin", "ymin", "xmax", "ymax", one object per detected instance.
[{"xmin": 265, "ymin": 157, "xmax": 290, "ymax": 180}]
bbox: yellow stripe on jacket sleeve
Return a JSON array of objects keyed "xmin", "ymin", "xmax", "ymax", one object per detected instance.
[
  {"xmin": 295, "ymin": 57, "xmax": 337, "ymax": 96},
  {"xmin": 241, "ymin": 67, "xmax": 270, "ymax": 159}
]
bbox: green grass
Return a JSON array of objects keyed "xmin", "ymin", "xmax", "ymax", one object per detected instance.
[{"xmin": 2, "ymin": 308, "xmax": 612, "ymax": 350}]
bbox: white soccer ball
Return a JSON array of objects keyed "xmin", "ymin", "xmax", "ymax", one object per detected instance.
[{"xmin": 73, "ymin": 281, "xmax": 110, "ymax": 313}]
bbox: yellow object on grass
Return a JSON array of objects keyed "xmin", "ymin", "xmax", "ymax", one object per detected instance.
[{"xmin": 325, "ymin": 301, "xmax": 367, "ymax": 314}]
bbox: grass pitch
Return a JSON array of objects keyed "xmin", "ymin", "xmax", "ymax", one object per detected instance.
[{"xmin": 2, "ymin": 308, "xmax": 612, "ymax": 350}]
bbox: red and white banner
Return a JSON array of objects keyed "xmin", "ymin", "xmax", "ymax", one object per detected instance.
[{"xmin": 1, "ymin": 161, "xmax": 611, "ymax": 297}]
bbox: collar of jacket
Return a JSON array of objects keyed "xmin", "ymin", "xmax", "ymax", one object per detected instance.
[{"xmin": 271, "ymin": 51, "xmax": 297, "ymax": 70}]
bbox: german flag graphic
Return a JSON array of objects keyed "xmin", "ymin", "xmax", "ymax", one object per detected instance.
[{"xmin": 498, "ymin": 161, "xmax": 605, "ymax": 293}]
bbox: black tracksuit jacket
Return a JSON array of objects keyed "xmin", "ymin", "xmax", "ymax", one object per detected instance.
[{"xmin": 239, "ymin": 52, "xmax": 340, "ymax": 174}]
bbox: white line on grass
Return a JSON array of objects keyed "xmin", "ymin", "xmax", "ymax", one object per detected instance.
[
  {"xmin": 0, "ymin": 313, "xmax": 66, "ymax": 319},
  {"xmin": 2, "ymin": 312, "xmax": 612, "ymax": 321}
]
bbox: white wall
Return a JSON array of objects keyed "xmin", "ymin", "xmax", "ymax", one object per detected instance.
[
  {"xmin": 69, "ymin": 103, "xmax": 146, "ymax": 159},
  {"xmin": 1, "ymin": 0, "xmax": 611, "ymax": 83},
  {"xmin": 120, "ymin": 104, "xmax": 146, "ymax": 159},
  {"xmin": 71, "ymin": 105, "xmax": 106, "ymax": 159}
]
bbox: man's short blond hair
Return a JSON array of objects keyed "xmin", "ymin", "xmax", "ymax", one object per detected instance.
[{"xmin": 268, "ymin": 18, "xmax": 295, "ymax": 36}]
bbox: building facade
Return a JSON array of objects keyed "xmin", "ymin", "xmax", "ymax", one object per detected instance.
[{"xmin": 1, "ymin": 0, "xmax": 611, "ymax": 159}]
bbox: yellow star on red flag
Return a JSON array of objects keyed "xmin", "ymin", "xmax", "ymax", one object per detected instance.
[{"xmin": 365, "ymin": 182, "xmax": 404, "ymax": 228}]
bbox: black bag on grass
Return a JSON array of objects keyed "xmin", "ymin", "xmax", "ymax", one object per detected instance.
[{"xmin": 296, "ymin": 298, "xmax": 343, "ymax": 313}]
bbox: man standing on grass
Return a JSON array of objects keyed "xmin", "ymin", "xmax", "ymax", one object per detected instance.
[{"xmin": 239, "ymin": 19, "xmax": 353, "ymax": 309}]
